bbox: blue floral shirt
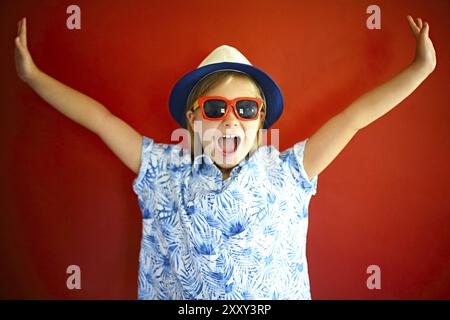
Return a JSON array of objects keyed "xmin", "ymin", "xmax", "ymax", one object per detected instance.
[{"xmin": 133, "ymin": 136, "xmax": 318, "ymax": 300}]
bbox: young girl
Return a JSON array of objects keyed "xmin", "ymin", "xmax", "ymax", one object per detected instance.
[{"xmin": 14, "ymin": 16, "xmax": 436, "ymax": 300}]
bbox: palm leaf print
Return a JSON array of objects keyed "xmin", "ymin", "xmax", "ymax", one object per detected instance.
[{"xmin": 134, "ymin": 137, "xmax": 318, "ymax": 299}]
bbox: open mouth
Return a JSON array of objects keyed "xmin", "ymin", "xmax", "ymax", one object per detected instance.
[{"xmin": 216, "ymin": 134, "xmax": 242, "ymax": 156}]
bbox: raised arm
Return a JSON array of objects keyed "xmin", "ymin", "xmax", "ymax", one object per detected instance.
[
  {"xmin": 303, "ymin": 15, "xmax": 436, "ymax": 180},
  {"xmin": 14, "ymin": 17, "xmax": 142, "ymax": 174}
]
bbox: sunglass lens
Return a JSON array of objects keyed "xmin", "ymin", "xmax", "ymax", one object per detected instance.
[
  {"xmin": 236, "ymin": 100, "xmax": 259, "ymax": 119},
  {"xmin": 204, "ymin": 99, "xmax": 227, "ymax": 118}
]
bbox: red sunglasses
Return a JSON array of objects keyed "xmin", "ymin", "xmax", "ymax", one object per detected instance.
[{"xmin": 192, "ymin": 96, "xmax": 264, "ymax": 121}]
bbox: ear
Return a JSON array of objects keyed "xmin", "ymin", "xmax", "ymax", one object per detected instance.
[
  {"xmin": 186, "ymin": 110, "xmax": 194, "ymax": 128},
  {"xmin": 260, "ymin": 109, "xmax": 266, "ymax": 118},
  {"xmin": 259, "ymin": 110, "xmax": 266, "ymax": 126}
]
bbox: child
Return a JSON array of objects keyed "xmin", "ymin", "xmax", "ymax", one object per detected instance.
[{"xmin": 14, "ymin": 15, "xmax": 436, "ymax": 299}]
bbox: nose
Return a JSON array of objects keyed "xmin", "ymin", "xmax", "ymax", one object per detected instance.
[{"xmin": 222, "ymin": 105, "xmax": 239, "ymax": 127}]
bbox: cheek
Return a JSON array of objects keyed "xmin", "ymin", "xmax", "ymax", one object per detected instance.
[
  {"xmin": 192, "ymin": 111, "xmax": 203, "ymax": 124},
  {"xmin": 194, "ymin": 120, "xmax": 219, "ymax": 144},
  {"xmin": 243, "ymin": 122, "xmax": 261, "ymax": 143}
]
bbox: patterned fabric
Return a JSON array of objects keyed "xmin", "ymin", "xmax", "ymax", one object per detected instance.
[{"xmin": 133, "ymin": 136, "xmax": 318, "ymax": 300}]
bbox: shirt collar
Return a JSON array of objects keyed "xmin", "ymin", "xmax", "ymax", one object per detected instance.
[{"xmin": 192, "ymin": 153, "xmax": 221, "ymax": 178}]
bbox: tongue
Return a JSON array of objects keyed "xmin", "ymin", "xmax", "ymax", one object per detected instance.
[{"xmin": 220, "ymin": 137, "xmax": 236, "ymax": 154}]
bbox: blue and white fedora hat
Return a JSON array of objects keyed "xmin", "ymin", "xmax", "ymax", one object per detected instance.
[{"xmin": 168, "ymin": 45, "xmax": 284, "ymax": 129}]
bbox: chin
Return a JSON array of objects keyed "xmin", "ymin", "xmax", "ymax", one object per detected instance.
[{"xmin": 215, "ymin": 160, "xmax": 238, "ymax": 170}]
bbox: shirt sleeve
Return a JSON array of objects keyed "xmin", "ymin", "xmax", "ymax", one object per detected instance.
[
  {"xmin": 132, "ymin": 136, "xmax": 173, "ymax": 199},
  {"xmin": 285, "ymin": 138, "xmax": 318, "ymax": 196}
]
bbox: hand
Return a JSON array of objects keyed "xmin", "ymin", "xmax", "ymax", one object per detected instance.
[
  {"xmin": 14, "ymin": 17, "xmax": 39, "ymax": 83},
  {"xmin": 407, "ymin": 15, "xmax": 437, "ymax": 76}
]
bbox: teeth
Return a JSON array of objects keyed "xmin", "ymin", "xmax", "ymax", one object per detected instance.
[{"xmin": 223, "ymin": 134, "xmax": 237, "ymax": 139}]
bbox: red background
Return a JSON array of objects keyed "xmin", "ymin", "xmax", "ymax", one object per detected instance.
[{"xmin": 0, "ymin": 0, "xmax": 449, "ymax": 299}]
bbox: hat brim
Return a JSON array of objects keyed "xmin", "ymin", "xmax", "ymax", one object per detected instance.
[{"xmin": 169, "ymin": 62, "xmax": 283, "ymax": 129}]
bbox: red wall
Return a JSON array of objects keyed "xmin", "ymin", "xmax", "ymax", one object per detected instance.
[{"xmin": 1, "ymin": 0, "xmax": 449, "ymax": 299}]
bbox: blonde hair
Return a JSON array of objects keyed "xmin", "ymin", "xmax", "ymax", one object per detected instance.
[{"xmin": 184, "ymin": 70, "xmax": 267, "ymax": 158}]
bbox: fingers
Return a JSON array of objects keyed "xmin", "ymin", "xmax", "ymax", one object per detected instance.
[
  {"xmin": 416, "ymin": 17, "xmax": 423, "ymax": 29},
  {"xmin": 15, "ymin": 36, "xmax": 21, "ymax": 48},
  {"xmin": 15, "ymin": 36, "xmax": 26, "ymax": 56},
  {"xmin": 21, "ymin": 17, "xmax": 27, "ymax": 47},
  {"xmin": 407, "ymin": 15, "xmax": 430, "ymax": 39},
  {"xmin": 407, "ymin": 15, "xmax": 420, "ymax": 37},
  {"xmin": 15, "ymin": 19, "xmax": 23, "ymax": 50},
  {"xmin": 16, "ymin": 17, "xmax": 27, "ymax": 48},
  {"xmin": 421, "ymin": 22, "xmax": 430, "ymax": 38}
]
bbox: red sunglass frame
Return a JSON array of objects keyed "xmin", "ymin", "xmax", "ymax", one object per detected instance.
[{"xmin": 192, "ymin": 96, "xmax": 264, "ymax": 121}]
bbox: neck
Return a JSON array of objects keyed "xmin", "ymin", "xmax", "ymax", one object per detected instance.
[{"xmin": 219, "ymin": 167, "xmax": 232, "ymax": 181}]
